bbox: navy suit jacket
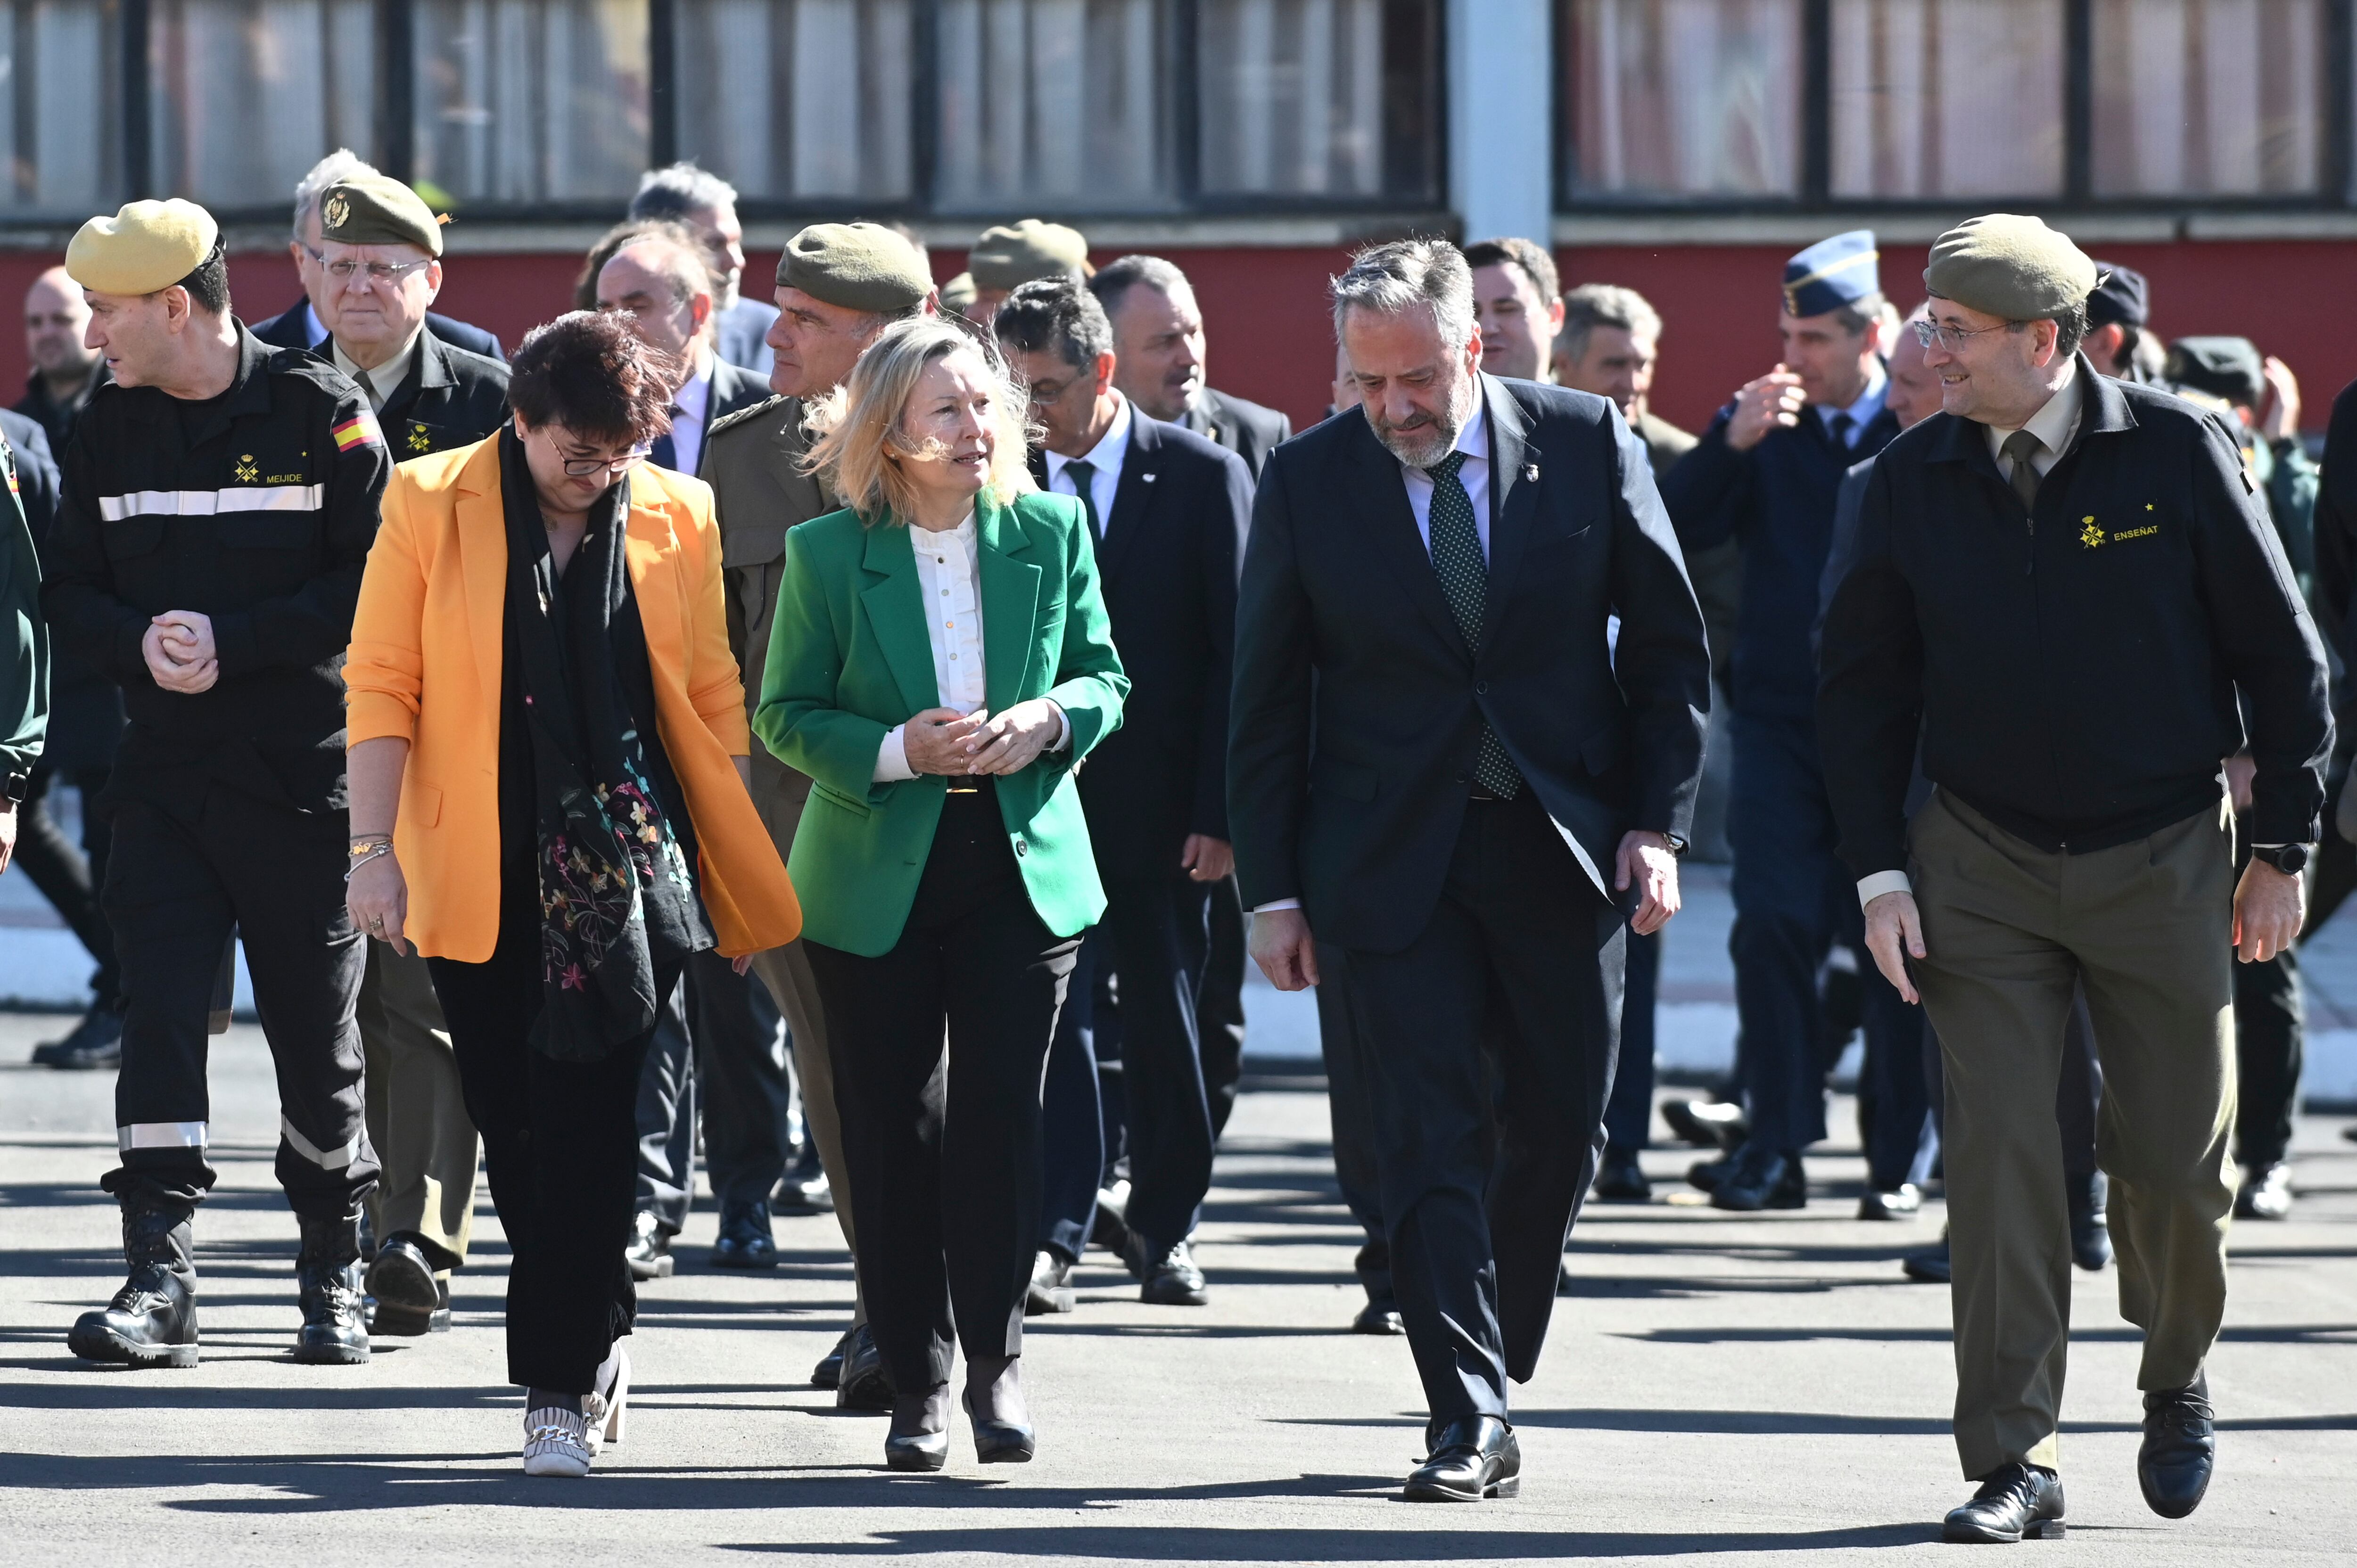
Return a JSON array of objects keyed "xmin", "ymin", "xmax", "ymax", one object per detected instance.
[{"xmin": 1228, "ymin": 374, "xmax": 1711, "ymax": 952}]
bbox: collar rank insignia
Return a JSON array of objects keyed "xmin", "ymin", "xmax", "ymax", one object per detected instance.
[
  {"xmin": 235, "ymin": 453, "xmax": 259, "ymax": 483},
  {"xmin": 408, "ymin": 422, "xmax": 433, "ymax": 453},
  {"xmin": 2080, "ymin": 517, "xmax": 2104, "ymax": 549}
]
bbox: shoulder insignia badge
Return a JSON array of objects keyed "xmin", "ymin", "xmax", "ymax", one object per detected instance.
[{"xmin": 333, "ymin": 410, "xmax": 383, "ymax": 452}]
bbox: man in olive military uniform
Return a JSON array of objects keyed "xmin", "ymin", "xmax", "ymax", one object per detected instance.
[
  {"xmin": 965, "ymin": 218, "xmax": 1089, "ymax": 324},
  {"xmin": 42, "ymin": 199, "xmax": 393, "ymax": 1370},
  {"xmin": 312, "ymin": 172, "xmax": 511, "ymax": 1337},
  {"xmin": 1821, "ymin": 214, "xmax": 2332, "ymax": 1540},
  {"xmin": 703, "ymin": 221, "xmax": 936, "ymax": 1408}
]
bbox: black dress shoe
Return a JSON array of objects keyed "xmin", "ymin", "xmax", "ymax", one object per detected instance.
[
  {"xmin": 2139, "ymin": 1372, "xmax": 2215, "ymax": 1519},
  {"xmin": 1593, "ymin": 1148, "xmax": 1651, "ymax": 1203},
  {"xmin": 1943, "ymin": 1462, "xmax": 2065, "ymax": 1542},
  {"xmin": 711, "ymin": 1202, "xmax": 778, "ymax": 1269},
  {"xmin": 363, "ymin": 1236, "xmax": 449, "ymax": 1335},
  {"xmin": 1661, "ymin": 1097, "xmax": 1747, "ymax": 1150},
  {"xmin": 1710, "ymin": 1146, "xmax": 1805, "ymax": 1212},
  {"xmin": 811, "ymin": 1328, "xmax": 849, "ymax": 1390},
  {"xmin": 1404, "ymin": 1415, "xmax": 1519, "ymax": 1502},
  {"xmin": 624, "ymin": 1210, "xmax": 674, "ymax": 1281},
  {"xmin": 1024, "ymin": 1249, "xmax": 1075, "ymax": 1315},
  {"xmin": 47, "ymin": 1003, "xmax": 125, "ymax": 1071},
  {"xmin": 2235, "ymin": 1161, "xmax": 2293, "ymax": 1222},
  {"xmin": 1352, "ymin": 1299, "xmax": 1405, "ymax": 1335},
  {"xmin": 837, "ymin": 1322, "xmax": 896, "ymax": 1412},
  {"xmin": 884, "ymin": 1382, "xmax": 951, "ymax": 1472},
  {"xmin": 1687, "ymin": 1153, "xmax": 1733, "ymax": 1192},
  {"xmin": 1090, "ymin": 1179, "xmax": 1133, "ymax": 1256},
  {"xmin": 1857, "ymin": 1183, "xmax": 1920, "ymax": 1220},
  {"xmin": 773, "ymin": 1165, "xmax": 835, "ymax": 1215},
  {"xmin": 1902, "ymin": 1235, "xmax": 1951, "ymax": 1284},
  {"xmin": 2068, "ymin": 1172, "xmax": 2112, "ymax": 1270},
  {"xmin": 1129, "ymin": 1237, "xmax": 1209, "ymax": 1305}
]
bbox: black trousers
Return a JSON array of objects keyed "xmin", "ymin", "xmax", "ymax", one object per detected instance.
[
  {"xmin": 1200, "ymin": 875, "xmax": 1248, "ymax": 1137},
  {"xmin": 1345, "ymin": 790, "xmax": 1623, "ymax": 1422},
  {"xmin": 634, "ymin": 975, "xmax": 698, "ymax": 1233},
  {"xmin": 1602, "ymin": 929, "xmax": 1661, "ymax": 1153},
  {"xmin": 1102, "ymin": 869, "xmax": 1216, "ymax": 1250},
  {"xmin": 634, "ymin": 950, "xmax": 792, "ymax": 1228},
  {"xmin": 17, "ymin": 760, "xmax": 120, "ymax": 1008},
  {"xmin": 805, "ymin": 786, "xmax": 1079, "ymax": 1393},
  {"xmin": 1314, "ymin": 941, "xmax": 1393, "ymax": 1311},
  {"xmin": 1038, "ymin": 928, "xmax": 1109, "ymax": 1263},
  {"xmin": 102, "ymin": 787, "xmax": 372, "ymax": 1218},
  {"xmin": 429, "ymin": 865, "xmax": 680, "ymax": 1395}
]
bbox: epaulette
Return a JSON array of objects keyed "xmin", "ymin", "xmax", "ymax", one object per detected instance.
[{"xmin": 708, "ymin": 394, "xmax": 794, "ymax": 443}]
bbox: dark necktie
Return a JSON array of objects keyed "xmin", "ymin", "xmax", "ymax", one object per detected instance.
[
  {"xmin": 651, "ymin": 431, "xmax": 677, "ymax": 470},
  {"xmin": 1424, "ymin": 451, "xmax": 1521, "ymax": 798},
  {"xmin": 1829, "ymin": 411, "xmax": 1854, "ymax": 448},
  {"xmin": 1064, "ymin": 458, "xmax": 1101, "ymax": 539},
  {"xmin": 2001, "ymin": 430, "xmax": 2044, "ymax": 510}
]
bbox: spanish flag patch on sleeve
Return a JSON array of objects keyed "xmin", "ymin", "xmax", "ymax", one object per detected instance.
[{"xmin": 332, "ymin": 409, "xmax": 384, "ymax": 453}]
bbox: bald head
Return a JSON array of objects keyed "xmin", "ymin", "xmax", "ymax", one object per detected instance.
[
  {"xmin": 597, "ymin": 236, "xmax": 712, "ymax": 389},
  {"xmin": 26, "ymin": 264, "xmax": 99, "ymax": 393}
]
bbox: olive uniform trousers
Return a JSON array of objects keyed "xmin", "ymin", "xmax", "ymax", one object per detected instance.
[{"xmin": 1912, "ymin": 789, "xmax": 2237, "ymax": 1481}]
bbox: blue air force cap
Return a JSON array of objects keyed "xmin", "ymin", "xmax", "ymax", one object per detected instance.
[{"xmin": 1782, "ymin": 230, "xmax": 1880, "ymax": 318}]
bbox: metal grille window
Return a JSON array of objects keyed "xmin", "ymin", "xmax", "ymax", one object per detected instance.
[
  {"xmin": 0, "ymin": 0, "xmax": 126, "ymax": 217},
  {"xmin": 149, "ymin": 0, "xmax": 380, "ymax": 211},
  {"xmin": 2091, "ymin": 0, "xmax": 2326, "ymax": 196},
  {"xmin": 672, "ymin": 0, "xmax": 915, "ymax": 202},
  {"xmin": 1563, "ymin": 0, "xmax": 1805, "ymax": 199},
  {"xmin": 1829, "ymin": 0, "xmax": 2067, "ymax": 197},
  {"xmin": 1197, "ymin": 0, "xmax": 1433, "ymax": 201},
  {"xmin": 412, "ymin": 0, "xmax": 650, "ymax": 205}
]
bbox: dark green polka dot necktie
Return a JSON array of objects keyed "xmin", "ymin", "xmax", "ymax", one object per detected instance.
[{"xmin": 1424, "ymin": 451, "xmax": 1522, "ymax": 798}]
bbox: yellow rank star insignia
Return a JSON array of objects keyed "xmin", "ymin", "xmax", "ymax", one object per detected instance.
[
  {"xmin": 407, "ymin": 422, "xmax": 432, "ymax": 453},
  {"xmin": 234, "ymin": 453, "xmax": 258, "ymax": 482},
  {"xmin": 2080, "ymin": 516, "xmax": 2103, "ymax": 548}
]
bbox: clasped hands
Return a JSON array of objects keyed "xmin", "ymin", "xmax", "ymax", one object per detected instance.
[
  {"xmin": 900, "ymin": 699, "xmax": 1065, "ymax": 778},
  {"xmin": 142, "ymin": 609, "xmax": 219, "ymax": 694}
]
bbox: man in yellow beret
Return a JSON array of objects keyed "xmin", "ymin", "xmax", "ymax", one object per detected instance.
[
  {"xmin": 44, "ymin": 198, "xmax": 395, "ymax": 1374},
  {"xmin": 1820, "ymin": 213, "xmax": 2333, "ymax": 1540}
]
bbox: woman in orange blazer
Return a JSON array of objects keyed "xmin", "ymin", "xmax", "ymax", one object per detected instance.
[{"xmin": 343, "ymin": 313, "xmax": 798, "ymax": 1478}]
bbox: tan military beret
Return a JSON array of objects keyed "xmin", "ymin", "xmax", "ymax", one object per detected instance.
[
  {"xmin": 940, "ymin": 271, "xmax": 978, "ymax": 315},
  {"xmin": 775, "ymin": 222, "xmax": 933, "ymax": 313},
  {"xmin": 967, "ymin": 219, "xmax": 1089, "ymax": 290},
  {"xmin": 66, "ymin": 199, "xmax": 219, "ymax": 296},
  {"xmin": 321, "ymin": 172, "xmax": 445, "ymax": 256},
  {"xmin": 1923, "ymin": 213, "xmax": 2098, "ymax": 321}
]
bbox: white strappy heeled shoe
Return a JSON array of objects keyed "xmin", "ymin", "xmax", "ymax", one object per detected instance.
[{"xmin": 583, "ymin": 1339, "xmax": 631, "ymax": 1459}]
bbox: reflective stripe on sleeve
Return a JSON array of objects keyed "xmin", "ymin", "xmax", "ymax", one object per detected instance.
[
  {"xmin": 280, "ymin": 1116, "xmax": 363, "ymax": 1171},
  {"xmin": 118, "ymin": 1121, "xmax": 209, "ymax": 1151},
  {"xmin": 98, "ymin": 485, "xmax": 327, "ymax": 520}
]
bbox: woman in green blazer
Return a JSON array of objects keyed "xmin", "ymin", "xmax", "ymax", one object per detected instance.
[{"xmin": 754, "ymin": 318, "xmax": 1125, "ymax": 1472}]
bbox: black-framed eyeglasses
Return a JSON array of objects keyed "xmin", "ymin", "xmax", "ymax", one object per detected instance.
[
  {"xmin": 559, "ymin": 443, "xmax": 653, "ymax": 479},
  {"xmin": 303, "ymin": 245, "xmax": 434, "ymax": 288},
  {"xmin": 1912, "ymin": 318, "xmax": 2016, "ymax": 353}
]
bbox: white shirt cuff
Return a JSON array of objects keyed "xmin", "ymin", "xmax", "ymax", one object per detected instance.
[
  {"xmin": 873, "ymin": 724, "xmax": 916, "ymax": 783},
  {"xmin": 1253, "ymin": 898, "xmax": 1302, "ymax": 914},
  {"xmin": 1049, "ymin": 703, "xmax": 1071, "ymax": 753},
  {"xmin": 1856, "ymin": 870, "xmax": 1913, "ymax": 909}
]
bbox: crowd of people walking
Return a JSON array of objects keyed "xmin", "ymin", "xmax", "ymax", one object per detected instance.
[{"xmin": 0, "ymin": 149, "xmax": 2348, "ymax": 1539}]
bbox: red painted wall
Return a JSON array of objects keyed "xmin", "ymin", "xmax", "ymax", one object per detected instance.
[{"xmin": 0, "ymin": 236, "xmax": 2346, "ymax": 440}]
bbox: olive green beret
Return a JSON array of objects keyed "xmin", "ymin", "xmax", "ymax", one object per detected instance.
[
  {"xmin": 967, "ymin": 219, "xmax": 1089, "ymax": 290},
  {"xmin": 940, "ymin": 271, "xmax": 978, "ymax": 316},
  {"xmin": 1923, "ymin": 213, "xmax": 2097, "ymax": 321},
  {"xmin": 775, "ymin": 222, "xmax": 933, "ymax": 313},
  {"xmin": 2165, "ymin": 336, "xmax": 2266, "ymax": 407},
  {"xmin": 320, "ymin": 173, "xmax": 445, "ymax": 256},
  {"xmin": 66, "ymin": 199, "xmax": 219, "ymax": 296}
]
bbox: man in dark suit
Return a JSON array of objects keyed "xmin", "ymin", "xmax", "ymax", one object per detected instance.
[
  {"xmin": 1231, "ymin": 239, "xmax": 1709, "ymax": 1502},
  {"xmin": 997, "ymin": 277, "xmax": 1253, "ymax": 1310},
  {"xmin": 1093, "ymin": 253, "xmax": 1291, "ymax": 1148},
  {"xmin": 594, "ymin": 234, "xmax": 769, "ymax": 484},
  {"xmin": 251, "ymin": 151, "xmax": 503, "ymax": 361}
]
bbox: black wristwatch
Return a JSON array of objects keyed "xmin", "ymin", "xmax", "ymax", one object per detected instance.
[
  {"xmin": 2, "ymin": 770, "xmax": 28, "ymax": 805},
  {"xmin": 2250, "ymin": 843, "xmax": 2311, "ymax": 876}
]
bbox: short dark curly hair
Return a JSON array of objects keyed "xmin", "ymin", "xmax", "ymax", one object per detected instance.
[
  {"xmin": 992, "ymin": 276, "xmax": 1112, "ymax": 373},
  {"xmin": 509, "ymin": 311, "xmax": 676, "ymax": 446}
]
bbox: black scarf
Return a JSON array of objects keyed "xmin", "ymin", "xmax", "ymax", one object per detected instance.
[{"xmin": 499, "ymin": 429, "xmax": 706, "ymax": 1062}]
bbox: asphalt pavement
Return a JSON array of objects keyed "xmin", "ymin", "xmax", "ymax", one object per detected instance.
[{"xmin": 0, "ymin": 1010, "xmax": 2351, "ymax": 1566}]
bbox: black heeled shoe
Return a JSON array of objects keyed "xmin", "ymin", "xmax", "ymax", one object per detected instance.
[
  {"xmin": 964, "ymin": 1354, "xmax": 1036, "ymax": 1463},
  {"xmin": 883, "ymin": 1382, "xmax": 951, "ymax": 1472}
]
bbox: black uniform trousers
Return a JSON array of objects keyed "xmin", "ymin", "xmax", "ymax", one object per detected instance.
[
  {"xmin": 16, "ymin": 759, "xmax": 119, "ymax": 1008},
  {"xmin": 1602, "ymin": 929, "xmax": 1662, "ymax": 1153},
  {"xmin": 1200, "ymin": 876, "xmax": 1249, "ymax": 1137},
  {"xmin": 102, "ymin": 785, "xmax": 373, "ymax": 1217},
  {"xmin": 805, "ymin": 783, "xmax": 1080, "ymax": 1394},
  {"xmin": 428, "ymin": 844, "xmax": 681, "ymax": 1394},
  {"xmin": 1314, "ymin": 941, "xmax": 1394, "ymax": 1312},
  {"xmin": 635, "ymin": 949, "xmax": 793, "ymax": 1231},
  {"xmin": 1038, "ymin": 928, "xmax": 1110, "ymax": 1264},
  {"xmin": 1101, "ymin": 868, "xmax": 1217, "ymax": 1252},
  {"xmin": 1345, "ymin": 789, "xmax": 1623, "ymax": 1423}
]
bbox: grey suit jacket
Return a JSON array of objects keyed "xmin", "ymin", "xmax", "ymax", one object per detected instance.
[{"xmin": 1179, "ymin": 386, "xmax": 1292, "ymax": 480}]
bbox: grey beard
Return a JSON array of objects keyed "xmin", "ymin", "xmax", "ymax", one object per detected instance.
[{"xmin": 1370, "ymin": 373, "xmax": 1477, "ymax": 468}]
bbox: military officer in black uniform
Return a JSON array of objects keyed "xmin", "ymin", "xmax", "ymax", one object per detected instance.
[
  {"xmin": 309, "ymin": 172, "xmax": 510, "ymax": 1338},
  {"xmin": 42, "ymin": 199, "xmax": 392, "ymax": 1369}
]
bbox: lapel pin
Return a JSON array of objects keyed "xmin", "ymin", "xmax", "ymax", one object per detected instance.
[
  {"xmin": 1523, "ymin": 463, "xmax": 1539, "ymax": 482},
  {"xmin": 1142, "ymin": 472, "xmax": 1157, "ymax": 483}
]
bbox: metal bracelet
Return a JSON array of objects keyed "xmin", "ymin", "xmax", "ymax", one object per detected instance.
[{"xmin": 344, "ymin": 842, "xmax": 396, "ymax": 882}]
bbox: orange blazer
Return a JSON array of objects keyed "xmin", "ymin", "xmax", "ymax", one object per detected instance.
[{"xmin": 345, "ymin": 437, "xmax": 802, "ymax": 962}]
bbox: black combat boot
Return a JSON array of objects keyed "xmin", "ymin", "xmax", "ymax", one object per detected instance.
[
  {"xmin": 294, "ymin": 1209, "xmax": 371, "ymax": 1365},
  {"xmin": 68, "ymin": 1203, "xmax": 200, "ymax": 1368}
]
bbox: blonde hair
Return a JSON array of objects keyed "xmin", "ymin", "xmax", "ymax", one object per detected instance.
[{"xmin": 802, "ymin": 317, "xmax": 1037, "ymax": 524}]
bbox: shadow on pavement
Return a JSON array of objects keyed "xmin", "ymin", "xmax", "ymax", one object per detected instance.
[{"xmin": 727, "ymin": 1522, "xmax": 1934, "ymax": 1558}]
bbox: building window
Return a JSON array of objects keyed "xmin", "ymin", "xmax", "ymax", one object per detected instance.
[
  {"xmin": 1829, "ymin": 0, "xmax": 2067, "ymax": 198},
  {"xmin": 150, "ymin": 0, "xmax": 381, "ymax": 212},
  {"xmin": 0, "ymin": 0, "xmax": 125, "ymax": 217},
  {"xmin": 672, "ymin": 0, "xmax": 915, "ymax": 203},
  {"xmin": 1197, "ymin": 0, "xmax": 1439, "ymax": 202},
  {"xmin": 412, "ymin": 0, "xmax": 651, "ymax": 205},
  {"xmin": 2091, "ymin": 0, "xmax": 2326, "ymax": 196},
  {"xmin": 1563, "ymin": 0, "xmax": 1805, "ymax": 199}
]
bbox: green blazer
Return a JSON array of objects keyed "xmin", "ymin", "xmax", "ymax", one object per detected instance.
[{"xmin": 753, "ymin": 489, "xmax": 1128, "ymax": 957}]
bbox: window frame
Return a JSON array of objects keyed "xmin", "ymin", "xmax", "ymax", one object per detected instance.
[
  {"xmin": 1554, "ymin": 0, "xmax": 2357, "ymax": 215},
  {"xmin": 71, "ymin": 0, "xmax": 1448, "ymax": 230}
]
